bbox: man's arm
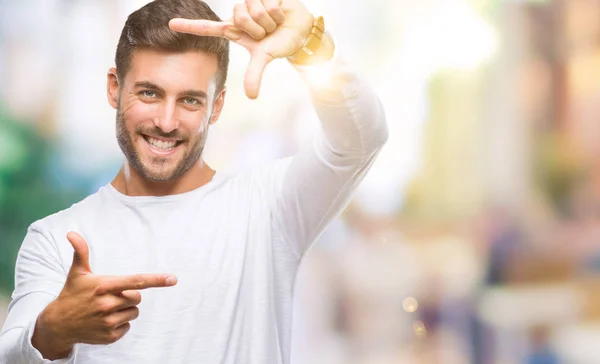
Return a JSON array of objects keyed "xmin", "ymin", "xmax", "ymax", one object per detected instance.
[
  {"xmin": 0, "ymin": 225, "xmax": 74, "ymax": 364},
  {"xmin": 0, "ymin": 226, "xmax": 177, "ymax": 363},
  {"xmin": 271, "ymin": 39, "xmax": 388, "ymax": 257},
  {"xmin": 169, "ymin": 0, "xmax": 388, "ymax": 255}
]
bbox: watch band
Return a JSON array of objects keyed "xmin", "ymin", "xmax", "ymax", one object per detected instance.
[{"xmin": 288, "ymin": 16, "xmax": 333, "ymax": 65}]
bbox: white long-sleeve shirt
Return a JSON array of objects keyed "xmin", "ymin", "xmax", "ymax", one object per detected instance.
[{"xmin": 0, "ymin": 57, "xmax": 388, "ymax": 364}]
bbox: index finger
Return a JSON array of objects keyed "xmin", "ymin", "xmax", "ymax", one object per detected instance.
[
  {"xmin": 99, "ymin": 274, "xmax": 178, "ymax": 294},
  {"xmin": 169, "ymin": 18, "xmax": 229, "ymax": 38}
]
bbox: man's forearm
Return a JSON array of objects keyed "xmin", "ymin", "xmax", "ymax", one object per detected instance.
[
  {"xmin": 296, "ymin": 52, "xmax": 389, "ymax": 162},
  {"xmin": 0, "ymin": 321, "xmax": 68, "ymax": 364},
  {"xmin": 273, "ymin": 44, "xmax": 388, "ymax": 257},
  {"xmin": 31, "ymin": 306, "xmax": 74, "ymax": 361},
  {"xmin": 0, "ymin": 309, "xmax": 73, "ymax": 364},
  {"xmin": 0, "ymin": 327, "xmax": 26, "ymax": 364}
]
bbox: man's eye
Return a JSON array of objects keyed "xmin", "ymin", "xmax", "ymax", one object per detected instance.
[
  {"xmin": 183, "ymin": 97, "xmax": 199, "ymax": 105},
  {"xmin": 141, "ymin": 90, "xmax": 157, "ymax": 98}
]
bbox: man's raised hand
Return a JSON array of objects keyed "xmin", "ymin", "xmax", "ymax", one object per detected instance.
[{"xmin": 169, "ymin": 0, "xmax": 314, "ymax": 99}]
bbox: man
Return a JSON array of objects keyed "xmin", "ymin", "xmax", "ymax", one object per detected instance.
[{"xmin": 0, "ymin": 0, "xmax": 388, "ymax": 362}]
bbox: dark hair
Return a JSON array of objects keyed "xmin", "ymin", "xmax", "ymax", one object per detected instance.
[{"xmin": 115, "ymin": 0, "xmax": 230, "ymax": 92}]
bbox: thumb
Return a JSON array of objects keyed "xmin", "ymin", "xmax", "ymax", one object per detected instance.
[
  {"xmin": 244, "ymin": 52, "xmax": 273, "ymax": 100},
  {"xmin": 66, "ymin": 232, "xmax": 91, "ymax": 274}
]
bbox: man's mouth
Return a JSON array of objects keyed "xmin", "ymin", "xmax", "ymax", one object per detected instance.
[{"xmin": 142, "ymin": 135, "xmax": 184, "ymax": 154}]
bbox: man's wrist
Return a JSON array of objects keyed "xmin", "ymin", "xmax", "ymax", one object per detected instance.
[
  {"xmin": 32, "ymin": 304, "xmax": 74, "ymax": 360},
  {"xmin": 288, "ymin": 16, "xmax": 335, "ymax": 66}
]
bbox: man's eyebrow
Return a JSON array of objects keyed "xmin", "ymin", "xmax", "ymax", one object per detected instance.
[
  {"xmin": 179, "ymin": 90, "xmax": 207, "ymax": 100},
  {"xmin": 133, "ymin": 81, "xmax": 165, "ymax": 93}
]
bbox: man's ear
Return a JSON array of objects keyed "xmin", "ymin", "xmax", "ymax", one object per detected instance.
[
  {"xmin": 209, "ymin": 88, "xmax": 227, "ymax": 125},
  {"xmin": 107, "ymin": 68, "xmax": 119, "ymax": 109}
]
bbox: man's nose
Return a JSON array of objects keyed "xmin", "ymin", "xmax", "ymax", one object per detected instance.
[{"xmin": 154, "ymin": 100, "xmax": 179, "ymax": 133}]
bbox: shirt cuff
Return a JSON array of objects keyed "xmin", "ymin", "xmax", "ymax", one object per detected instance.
[
  {"xmin": 22, "ymin": 319, "xmax": 77, "ymax": 364},
  {"xmin": 293, "ymin": 49, "xmax": 363, "ymax": 107},
  {"xmin": 291, "ymin": 31, "xmax": 342, "ymax": 88}
]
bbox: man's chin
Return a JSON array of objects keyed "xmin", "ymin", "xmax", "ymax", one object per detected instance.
[
  {"xmin": 128, "ymin": 143, "xmax": 202, "ymax": 182},
  {"xmin": 139, "ymin": 165, "xmax": 182, "ymax": 182},
  {"xmin": 130, "ymin": 157, "xmax": 180, "ymax": 182}
]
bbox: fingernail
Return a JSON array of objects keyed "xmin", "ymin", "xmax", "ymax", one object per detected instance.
[
  {"xmin": 166, "ymin": 276, "xmax": 178, "ymax": 286},
  {"xmin": 168, "ymin": 19, "xmax": 181, "ymax": 29}
]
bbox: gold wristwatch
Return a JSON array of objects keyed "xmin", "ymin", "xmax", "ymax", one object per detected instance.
[{"xmin": 287, "ymin": 16, "xmax": 335, "ymax": 66}]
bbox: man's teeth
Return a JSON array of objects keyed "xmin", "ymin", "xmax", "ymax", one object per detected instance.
[{"xmin": 147, "ymin": 137, "xmax": 177, "ymax": 150}]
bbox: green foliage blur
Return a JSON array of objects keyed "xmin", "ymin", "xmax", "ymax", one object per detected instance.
[{"xmin": 0, "ymin": 106, "xmax": 88, "ymax": 295}]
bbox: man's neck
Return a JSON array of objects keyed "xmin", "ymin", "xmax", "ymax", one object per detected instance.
[{"xmin": 111, "ymin": 161, "xmax": 216, "ymax": 197}]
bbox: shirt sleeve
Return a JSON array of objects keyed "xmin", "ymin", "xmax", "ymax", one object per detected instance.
[
  {"xmin": 270, "ymin": 55, "xmax": 389, "ymax": 258},
  {"xmin": 0, "ymin": 224, "xmax": 77, "ymax": 363}
]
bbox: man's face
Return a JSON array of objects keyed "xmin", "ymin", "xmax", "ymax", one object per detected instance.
[{"xmin": 108, "ymin": 49, "xmax": 224, "ymax": 182}]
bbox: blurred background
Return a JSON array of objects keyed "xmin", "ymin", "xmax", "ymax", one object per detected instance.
[{"xmin": 2, "ymin": 0, "xmax": 600, "ymax": 363}]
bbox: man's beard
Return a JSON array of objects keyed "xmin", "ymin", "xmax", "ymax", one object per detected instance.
[{"xmin": 115, "ymin": 107, "xmax": 209, "ymax": 182}]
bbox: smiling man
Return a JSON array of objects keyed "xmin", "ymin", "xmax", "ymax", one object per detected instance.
[
  {"xmin": 112, "ymin": 47, "xmax": 221, "ymax": 191},
  {"xmin": 0, "ymin": 0, "xmax": 387, "ymax": 363}
]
